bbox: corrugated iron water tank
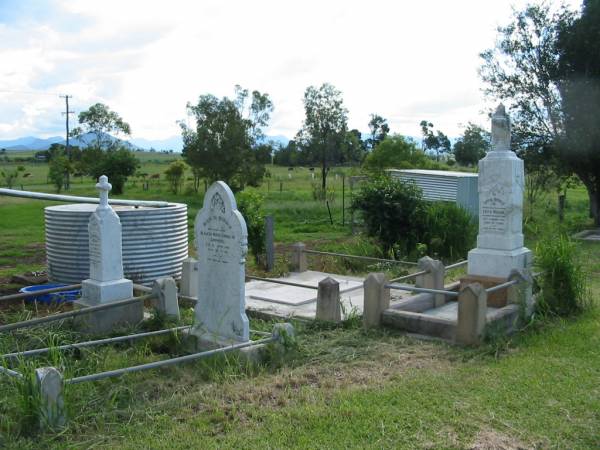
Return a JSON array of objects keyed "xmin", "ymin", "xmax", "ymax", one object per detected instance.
[
  {"xmin": 387, "ymin": 169, "xmax": 479, "ymax": 216},
  {"xmin": 45, "ymin": 203, "xmax": 188, "ymax": 285}
]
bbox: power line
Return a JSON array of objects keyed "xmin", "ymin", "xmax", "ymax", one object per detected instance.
[{"xmin": 0, "ymin": 88, "xmax": 61, "ymax": 97}]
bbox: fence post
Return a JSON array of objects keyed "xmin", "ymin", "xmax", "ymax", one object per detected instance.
[
  {"xmin": 415, "ymin": 256, "xmax": 445, "ymax": 307},
  {"xmin": 291, "ymin": 242, "xmax": 308, "ymax": 272},
  {"xmin": 363, "ymin": 273, "xmax": 390, "ymax": 329},
  {"xmin": 152, "ymin": 277, "xmax": 180, "ymax": 320},
  {"xmin": 316, "ymin": 277, "xmax": 341, "ymax": 322},
  {"xmin": 35, "ymin": 367, "xmax": 65, "ymax": 429},
  {"xmin": 180, "ymin": 257, "xmax": 198, "ymax": 298},
  {"xmin": 265, "ymin": 215, "xmax": 275, "ymax": 272},
  {"xmin": 456, "ymin": 283, "xmax": 487, "ymax": 345},
  {"xmin": 507, "ymin": 269, "xmax": 533, "ymax": 317}
]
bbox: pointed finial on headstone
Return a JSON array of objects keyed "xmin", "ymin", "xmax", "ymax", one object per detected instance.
[
  {"xmin": 96, "ymin": 175, "xmax": 112, "ymax": 209},
  {"xmin": 491, "ymin": 103, "xmax": 511, "ymax": 151}
]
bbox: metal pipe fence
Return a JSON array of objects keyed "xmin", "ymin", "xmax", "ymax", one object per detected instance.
[
  {"xmin": 385, "ymin": 283, "xmax": 459, "ymax": 297},
  {"xmin": 0, "ymin": 187, "xmax": 170, "ymax": 207},
  {"xmin": 485, "ymin": 278, "xmax": 520, "ymax": 294},
  {"xmin": 0, "ymin": 284, "xmax": 82, "ymax": 303},
  {"xmin": 302, "ymin": 249, "xmax": 418, "ymax": 266},
  {"xmin": 0, "ymin": 325, "xmax": 191, "ymax": 360},
  {"xmin": 445, "ymin": 260, "xmax": 468, "ymax": 270},
  {"xmin": 0, "ymin": 293, "xmax": 155, "ymax": 333},
  {"xmin": 65, "ymin": 336, "xmax": 275, "ymax": 385},
  {"xmin": 246, "ymin": 275, "xmax": 318, "ymax": 290},
  {"xmin": 389, "ymin": 270, "xmax": 428, "ymax": 283},
  {"xmin": 0, "ymin": 365, "xmax": 23, "ymax": 379}
]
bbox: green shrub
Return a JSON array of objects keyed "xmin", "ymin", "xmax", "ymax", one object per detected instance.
[
  {"xmin": 236, "ymin": 191, "xmax": 265, "ymax": 265},
  {"xmin": 351, "ymin": 176, "xmax": 427, "ymax": 256},
  {"xmin": 422, "ymin": 202, "xmax": 477, "ymax": 260},
  {"xmin": 535, "ymin": 236, "xmax": 590, "ymax": 316},
  {"xmin": 164, "ymin": 160, "xmax": 186, "ymax": 194},
  {"xmin": 352, "ymin": 177, "xmax": 477, "ymax": 260}
]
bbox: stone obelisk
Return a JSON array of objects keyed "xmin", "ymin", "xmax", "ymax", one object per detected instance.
[{"xmin": 467, "ymin": 105, "xmax": 532, "ymax": 278}]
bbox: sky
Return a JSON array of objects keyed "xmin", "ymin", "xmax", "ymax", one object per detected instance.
[{"xmin": 0, "ymin": 0, "xmax": 582, "ymax": 146}]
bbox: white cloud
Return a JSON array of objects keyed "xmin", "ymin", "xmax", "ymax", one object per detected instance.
[{"xmin": 0, "ymin": 0, "xmax": 582, "ymax": 142}]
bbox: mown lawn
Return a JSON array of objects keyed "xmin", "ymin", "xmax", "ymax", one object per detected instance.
[{"xmin": 0, "ymin": 158, "xmax": 598, "ymax": 448}]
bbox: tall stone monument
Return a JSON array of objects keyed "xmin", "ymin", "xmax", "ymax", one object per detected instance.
[
  {"xmin": 77, "ymin": 175, "xmax": 140, "ymax": 332},
  {"xmin": 191, "ymin": 181, "xmax": 250, "ymax": 348},
  {"xmin": 467, "ymin": 105, "xmax": 532, "ymax": 279}
]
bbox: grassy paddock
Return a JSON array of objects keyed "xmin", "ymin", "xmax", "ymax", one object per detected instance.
[{"xmin": 0, "ymin": 157, "xmax": 598, "ymax": 448}]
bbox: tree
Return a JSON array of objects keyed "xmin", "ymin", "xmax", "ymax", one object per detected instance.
[
  {"xmin": 480, "ymin": 1, "xmax": 600, "ymax": 224},
  {"xmin": 556, "ymin": 0, "xmax": 600, "ymax": 224},
  {"xmin": 453, "ymin": 123, "xmax": 490, "ymax": 166},
  {"xmin": 72, "ymin": 104, "xmax": 138, "ymax": 194},
  {"xmin": 296, "ymin": 83, "xmax": 348, "ymax": 190},
  {"xmin": 81, "ymin": 147, "xmax": 139, "ymax": 194},
  {"xmin": 343, "ymin": 129, "xmax": 367, "ymax": 164},
  {"xmin": 0, "ymin": 165, "xmax": 25, "ymax": 188},
  {"xmin": 164, "ymin": 160, "xmax": 187, "ymax": 194},
  {"xmin": 363, "ymin": 135, "xmax": 429, "ymax": 173},
  {"xmin": 181, "ymin": 86, "xmax": 273, "ymax": 191},
  {"xmin": 479, "ymin": 4, "xmax": 569, "ymax": 151},
  {"xmin": 48, "ymin": 150, "xmax": 71, "ymax": 193},
  {"xmin": 71, "ymin": 103, "xmax": 131, "ymax": 149},
  {"xmin": 420, "ymin": 120, "xmax": 451, "ymax": 160},
  {"xmin": 367, "ymin": 114, "xmax": 390, "ymax": 150}
]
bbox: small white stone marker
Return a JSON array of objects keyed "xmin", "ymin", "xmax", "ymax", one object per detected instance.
[
  {"xmin": 467, "ymin": 105, "xmax": 532, "ymax": 278},
  {"xmin": 192, "ymin": 181, "xmax": 249, "ymax": 346}
]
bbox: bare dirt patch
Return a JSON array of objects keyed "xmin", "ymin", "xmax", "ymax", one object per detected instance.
[{"xmin": 470, "ymin": 429, "xmax": 532, "ymax": 450}]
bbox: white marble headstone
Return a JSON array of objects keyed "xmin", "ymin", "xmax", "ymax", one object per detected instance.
[
  {"xmin": 468, "ymin": 105, "xmax": 532, "ymax": 278},
  {"xmin": 192, "ymin": 181, "xmax": 249, "ymax": 345},
  {"xmin": 81, "ymin": 175, "xmax": 133, "ymax": 304}
]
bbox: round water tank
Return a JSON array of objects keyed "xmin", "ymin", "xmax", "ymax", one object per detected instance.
[{"xmin": 45, "ymin": 203, "xmax": 188, "ymax": 285}]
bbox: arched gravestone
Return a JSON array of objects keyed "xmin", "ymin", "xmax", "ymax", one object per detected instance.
[{"xmin": 192, "ymin": 181, "xmax": 250, "ymax": 347}]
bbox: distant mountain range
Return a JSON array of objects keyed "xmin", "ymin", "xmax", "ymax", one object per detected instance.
[{"xmin": 0, "ymin": 133, "xmax": 291, "ymax": 152}]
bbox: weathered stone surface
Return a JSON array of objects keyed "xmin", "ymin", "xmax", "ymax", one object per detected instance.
[
  {"xmin": 468, "ymin": 104, "xmax": 532, "ymax": 278},
  {"xmin": 460, "ymin": 274, "xmax": 508, "ymax": 308},
  {"xmin": 363, "ymin": 273, "xmax": 389, "ymax": 329},
  {"xmin": 152, "ymin": 277, "xmax": 180, "ymax": 320},
  {"xmin": 77, "ymin": 175, "xmax": 135, "ymax": 332},
  {"xmin": 192, "ymin": 181, "xmax": 249, "ymax": 346},
  {"xmin": 180, "ymin": 257, "xmax": 198, "ymax": 298},
  {"xmin": 316, "ymin": 277, "xmax": 341, "ymax": 322},
  {"xmin": 35, "ymin": 367, "xmax": 65, "ymax": 429},
  {"xmin": 291, "ymin": 242, "xmax": 308, "ymax": 272},
  {"xmin": 416, "ymin": 256, "xmax": 445, "ymax": 307},
  {"xmin": 456, "ymin": 283, "xmax": 487, "ymax": 345}
]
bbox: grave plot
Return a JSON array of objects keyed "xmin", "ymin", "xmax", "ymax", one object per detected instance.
[
  {"xmin": 363, "ymin": 105, "xmax": 537, "ymax": 345},
  {"xmin": 0, "ymin": 178, "xmax": 296, "ymax": 429}
]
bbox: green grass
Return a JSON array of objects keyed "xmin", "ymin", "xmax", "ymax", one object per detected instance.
[{"xmin": 0, "ymin": 158, "xmax": 599, "ymax": 448}]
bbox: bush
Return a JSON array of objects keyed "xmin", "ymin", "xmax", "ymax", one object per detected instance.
[
  {"xmin": 164, "ymin": 160, "xmax": 186, "ymax": 194},
  {"xmin": 81, "ymin": 146, "xmax": 139, "ymax": 194},
  {"xmin": 352, "ymin": 176, "xmax": 477, "ymax": 260},
  {"xmin": 351, "ymin": 176, "xmax": 427, "ymax": 256},
  {"xmin": 362, "ymin": 135, "xmax": 430, "ymax": 174},
  {"xmin": 535, "ymin": 236, "xmax": 589, "ymax": 316},
  {"xmin": 422, "ymin": 202, "xmax": 477, "ymax": 260},
  {"xmin": 236, "ymin": 191, "xmax": 265, "ymax": 265}
]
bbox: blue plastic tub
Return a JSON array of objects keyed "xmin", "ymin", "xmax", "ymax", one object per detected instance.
[{"xmin": 19, "ymin": 284, "xmax": 81, "ymax": 304}]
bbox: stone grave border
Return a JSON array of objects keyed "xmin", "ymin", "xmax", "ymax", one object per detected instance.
[{"xmin": 362, "ymin": 265, "xmax": 539, "ymax": 345}]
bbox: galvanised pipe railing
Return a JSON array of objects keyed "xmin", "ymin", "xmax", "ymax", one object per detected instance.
[
  {"xmin": 0, "ymin": 284, "xmax": 82, "ymax": 303},
  {"xmin": 65, "ymin": 336, "xmax": 275, "ymax": 384},
  {"xmin": 0, "ymin": 294, "xmax": 155, "ymax": 333},
  {"xmin": 302, "ymin": 249, "xmax": 418, "ymax": 266}
]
